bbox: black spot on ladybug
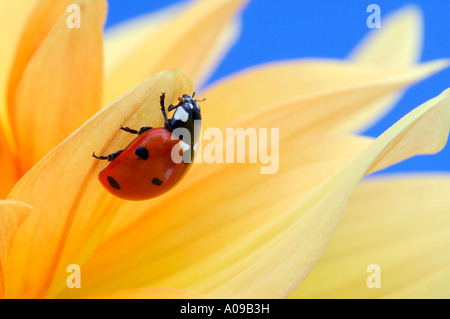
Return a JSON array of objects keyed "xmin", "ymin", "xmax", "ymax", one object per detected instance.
[
  {"xmin": 152, "ymin": 178, "xmax": 163, "ymax": 186},
  {"xmin": 107, "ymin": 176, "xmax": 121, "ymax": 190},
  {"xmin": 135, "ymin": 146, "xmax": 149, "ymax": 160}
]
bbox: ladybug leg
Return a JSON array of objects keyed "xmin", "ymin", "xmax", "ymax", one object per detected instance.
[
  {"xmin": 138, "ymin": 126, "xmax": 153, "ymax": 134},
  {"xmin": 120, "ymin": 126, "xmax": 153, "ymax": 135},
  {"xmin": 160, "ymin": 92, "xmax": 171, "ymax": 130},
  {"xmin": 120, "ymin": 126, "xmax": 139, "ymax": 134},
  {"xmin": 92, "ymin": 150, "xmax": 123, "ymax": 162}
]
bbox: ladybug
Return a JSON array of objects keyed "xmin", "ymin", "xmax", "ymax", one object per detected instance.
[{"xmin": 93, "ymin": 92, "xmax": 203, "ymax": 200}]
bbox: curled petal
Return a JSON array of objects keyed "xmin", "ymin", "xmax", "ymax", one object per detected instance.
[
  {"xmin": 5, "ymin": 70, "xmax": 193, "ymax": 298},
  {"xmin": 79, "ymin": 88, "xmax": 450, "ymax": 298},
  {"xmin": 203, "ymin": 89, "xmax": 450, "ymax": 298},
  {"xmin": 60, "ymin": 134, "xmax": 374, "ymax": 298},
  {"xmin": 70, "ymin": 86, "xmax": 450, "ymax": 298}
]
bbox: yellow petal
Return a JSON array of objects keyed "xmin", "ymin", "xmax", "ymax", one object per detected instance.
[
  {"xmin": 4, "ymin": 70, "xmax": 193, "ymax": 298},
  {"xmin": 0, "ymin": 3, "xmax": 40, "ymax": 191},
  {"xmin": 10, "ymin": 0, "xmax": 106, "ymax": 172},
  {"xmin": 0, "ymin": 200, "xmax": 32, "ymax": 264},
  {"xmin": 104, "ymin": 3, "xmax": 185, "ymax": 80},
  {"xmin": 104, "ymin": 3, "xmax": 239, "ymax": 87},
  {"xmin": 0, "ymin": 0, "xmax": 38, "ymax": 125},
  {"xmin": 7, "ymin": 0, "xmax": 78, "ymax": 108},
  {"xmin": 348, "ymin": 6, "xmax": 424, "ymax": 130},
  {"xmin": 0, "ymin": 131, "xmax": 19, "ymax": 198},
  {"xmin": 194, "ymin": 18, "xmax": 240, "ymax": 89},
  {"xmin": 58, "ymin": 134, "xmax": 373, "ymax": 298},
  {"xmin": 201, "ymin": 59, "xmax": 448, "ymax": 137},
  {"xmin": 91, "ymin": 287, "xmax": 208, "ymax": 299},
  {"xmin": 203, "ymin": 89, "xmax": 450, "ymax": 298},
  {"xmin": 202, "ymin": 5, "xmax": 442, "ymax": 135},
  {"xmin": 0, "ymin": 200, "xmax": 32, "ymax": 298},
  {"xmin": 349, "ymin": 6, "xmax": 422, "ymax": 66},
  {"xmin": 82, "ymin": 88, "xmax": 450, "ymax": 298},
  {"xmin": 292, "ymin": 175, "xmax": 450, "ymax": 298},
  {"xmin": 103, "ymin": 0, "xmax": 247, "ymax": 105}
]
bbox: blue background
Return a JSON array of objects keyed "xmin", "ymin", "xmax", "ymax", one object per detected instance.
[{"xmin": 104, "ymin": 0, "xmax": 449, "ymax": 175}]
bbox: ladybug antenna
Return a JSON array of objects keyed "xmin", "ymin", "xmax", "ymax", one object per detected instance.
[{"xmin": 191, "ymin": 91, "xmax": 205, "ymax": 102}]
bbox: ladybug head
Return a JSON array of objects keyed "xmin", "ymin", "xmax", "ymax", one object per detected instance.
[
  {"xmin": 167, "ymin": 93, "xmax": 203, "ymax": 157},
  {"xmin": 180, "ymin": 94, "xmax": 194, "ymax": 103},
  {"xmin": 168, "ymin": 93, "xmax": 203, "ymax": 120},
  {"xmin": 178, "ymin": 93, "xmax": 205, "ymax": 105}
]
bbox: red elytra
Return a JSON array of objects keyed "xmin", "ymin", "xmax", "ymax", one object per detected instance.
[{"xmin": 98, "ymin": 128, "xmax": 190, "ymax": 201}]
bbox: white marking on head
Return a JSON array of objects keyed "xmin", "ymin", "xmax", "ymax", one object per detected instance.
[
  {"xmin": 195, "ymin": 102, "xmax": 200, "ymax": 110},
  {"xmin": 189, "ymin": 102, "xmax": 194, "ymax": 110},
  {"xmin": 173, "ymin": 107, "xmax": 189, "ymax": 122}
]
